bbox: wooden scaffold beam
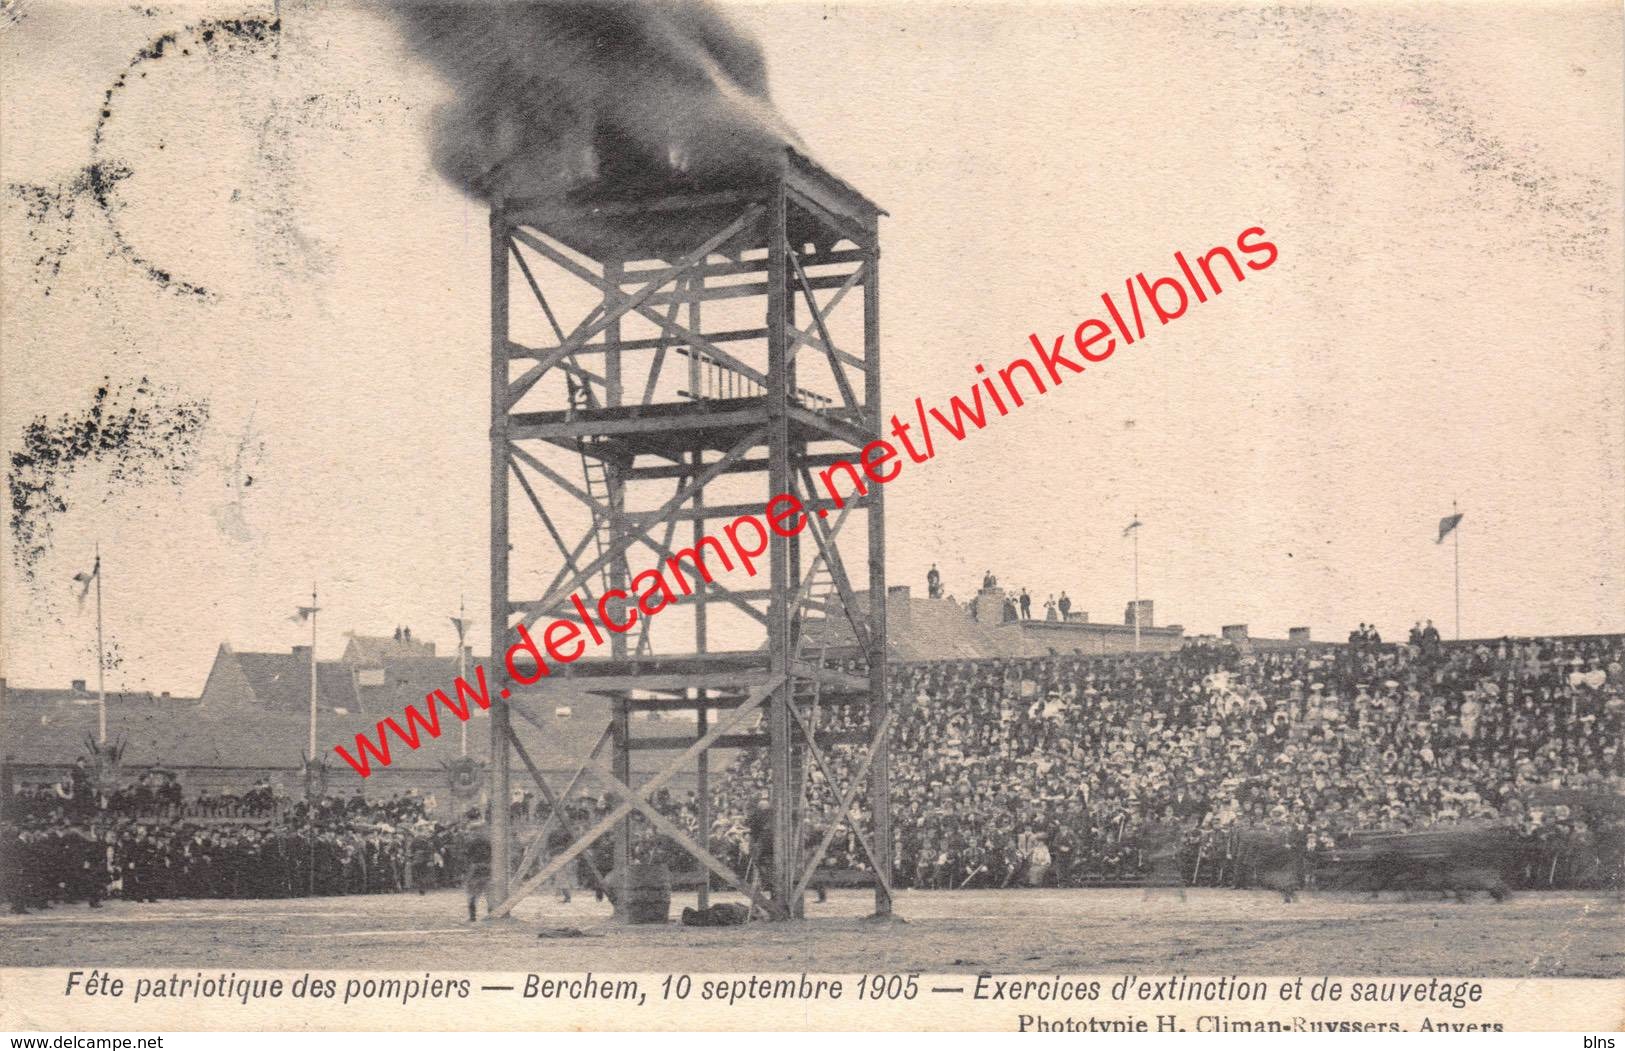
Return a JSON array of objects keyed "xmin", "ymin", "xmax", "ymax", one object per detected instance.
[{"xmin": 487, "ymin": 151, "xmax": 891, "ymax": 924}]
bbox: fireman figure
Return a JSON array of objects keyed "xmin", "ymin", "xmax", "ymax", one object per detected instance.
[{"xmin": 462, "ymin": 811, "xmax": 492, "ymax": 922}]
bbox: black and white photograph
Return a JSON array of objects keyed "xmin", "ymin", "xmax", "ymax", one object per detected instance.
[{"xmin": 1, "ymin": 0, "xmax": 1622, "ymax": 1034}]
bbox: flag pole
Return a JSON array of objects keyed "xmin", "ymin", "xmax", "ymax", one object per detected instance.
[
  {"xmin": 1453, "ymin": 499, "xmax": 1461, "ymax": 641},
  {"xmin": 457, "ymin": 595, "xmax": 468, "ymax": 758},
  {"xmin": 308, "ymin": 583, "xmax": 318, "ymax": 759},
  {"xmin": 95, "ymin": 543, "xmax": 106, "ymax": 746},
  {"xmin": 1132, "ymin": 514, "xmax": 1141, "ymax": 653}
]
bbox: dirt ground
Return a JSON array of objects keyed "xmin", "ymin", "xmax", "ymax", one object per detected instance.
[{"xmin": 3, "ymin": 887, "xmax": 1621, "ymax": 977}]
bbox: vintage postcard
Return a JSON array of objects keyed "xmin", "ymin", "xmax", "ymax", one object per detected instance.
[{"xmin": 1, "ymin": 0, "xmax": 1622, "ymax": 1035}]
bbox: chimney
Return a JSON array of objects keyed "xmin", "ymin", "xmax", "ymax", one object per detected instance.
[
  {"xmin": 887, "ymin": 585, "xmax": 912, "ymax": 632},
  {"xmin": 974, "ymin": 589, "xmax": 1008, "ymax": 625},
  {"xmin": 71, "ymin": 678, "xmax": 87, "ymax": 693},
  {"xmin": 1289, "ymin": 627, "xmax": 1312, "ymax": 642},
  {"xmin": 1124, "ymin": 599, "xmax": 1153, "ymax": 628},
  {"xmin": 404, "ymin": 626, "xmax": 412, "ymax": 642}
]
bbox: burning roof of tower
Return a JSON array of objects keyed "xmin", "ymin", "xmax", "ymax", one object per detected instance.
[{"xmin": 393, "ymin": 0, "xmax": 802, "ymax": 208}]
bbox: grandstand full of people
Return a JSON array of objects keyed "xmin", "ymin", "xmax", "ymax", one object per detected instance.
[
  {"xmin": 2, "ymin": 778, "xmax": 476, "ymax": 910},
  {"xmin": 5, "ymin": 629, "xmax": 1622, "ymax": 912}
]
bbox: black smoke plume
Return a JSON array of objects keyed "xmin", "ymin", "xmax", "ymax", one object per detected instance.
[{"xmin": 393, "ymin": 0, "xmax": 800, "ymax": 205}]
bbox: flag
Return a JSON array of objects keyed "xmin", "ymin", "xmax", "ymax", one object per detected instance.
[
  {"xmin": 72, "ymin": 557, "xmax": 99, "ymax": 610},
  {"xmin": 289, "ymin": 605, "xmax": 318, "ymax": 624},
  {"xmin": 1122, "ymin": 518, "xmax": 1142, "ymax": 538},
  {"xmin": 1437, "ymin": 512, "xmax": 1464, "ymax": 544},
  {"xmin": 449, "ymin": 615, "xmax": 469, "ymax": 639}
]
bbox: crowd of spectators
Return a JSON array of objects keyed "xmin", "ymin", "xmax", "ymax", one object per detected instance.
[
  {"xmin": 2, "ymin": 782, "xmax": 472, "ymax": 913},
  {"xmin": 6, "ymin": 632, "xmax": 1622, "ymax": 908},
  {"xmin": 710, "ymin": 632, "xmax": 1625, "ymax": 891}
]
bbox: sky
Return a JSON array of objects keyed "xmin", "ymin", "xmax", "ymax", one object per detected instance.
[{"xmin": 1, "ymin": 0, "xmax": 1621, "ymax": 696}]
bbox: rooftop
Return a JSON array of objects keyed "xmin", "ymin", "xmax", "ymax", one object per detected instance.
[{"xmin": 502, "ymin": 147, "xmax": 882, "ymax": 263}]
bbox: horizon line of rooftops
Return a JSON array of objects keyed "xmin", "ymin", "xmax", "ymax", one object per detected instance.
[{"xmin": 7, "ymin": 623, "xmax": 1625, "ymax": 708}]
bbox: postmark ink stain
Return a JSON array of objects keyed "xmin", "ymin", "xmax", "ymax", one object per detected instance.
[
  {"xmin": 7, "ymin": 377, "xmax": 210, "ymax": 578},
  {"xmin": 78, "ymin": 15, "xmax": 282, "ymax": 297},
  {"xmin": 7, "ymin": 162, "xmax": 135, "ymax": 295}
]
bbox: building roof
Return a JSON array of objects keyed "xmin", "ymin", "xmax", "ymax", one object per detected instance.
[
  {"xmin": 504, "ymin": 147, "xmax": 882, "ymax": 265},
  {"xmin": 355, "ymin": 655, "xmax": 465, "ymax": 715},
  {"xmin": 784, "ymin": 147, "xmax": 887, "ymax": 218},
  {"xmin": 342, "ymin": 632, "xmax": 437, "ymax": 664},
  {"xmin": 1, "ymin": 682, "xmax": 193, "ymax": 707},
  {"xmin": 800, "ymin": 587, "xmax": 1189, "ymax": 661},
  {"xmin": 2, "ymin": 679, "xmax": 622, "ymax": 775},
  {"xmin": 1, "ymin": 698, "xmax": 486, "ymax": 769},
  {"xmin": 228, "ymin": 650, "xmax": 360, "ymax": 712},
  {"xmin": 797, "ymin": 588, "xmax": 1009, "ymax": 660}
]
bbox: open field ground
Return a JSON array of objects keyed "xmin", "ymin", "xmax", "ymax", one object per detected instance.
[{"xmin": 3, "ymin": 888, "xmax": 1621, "ymax": 977}]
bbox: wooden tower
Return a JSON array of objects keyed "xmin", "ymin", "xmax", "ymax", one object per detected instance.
[{"xmin": 485, "ymin": 149, "xmax": 893, "ymax": 921}]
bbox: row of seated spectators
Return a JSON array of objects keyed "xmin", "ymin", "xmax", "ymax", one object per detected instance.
[
  {"xmin": 13, "ymin": 772, "xmax": 445, "ymax": 823},
  {"xmin": 2, "ymin": 789, "xmax": 476, "ymax": 913},
  {"xmin": 702, "ymin": 634, "xmax": 1625, "ymax": 889},
  {"xmin": 7, "ymin": 634, "xmax": 1623, "ymax": 906}
]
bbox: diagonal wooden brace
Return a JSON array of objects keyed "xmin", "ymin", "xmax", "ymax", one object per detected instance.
[
  {"xmin": 513, "ymin": 428, "xmax": 756, "ymax": 603},
  {"xmin": 785, "ymin": 262, "xmax": 867, "ymax": 369},
  {"xmin": 790, "ymin": 706, "xmax": 893, "ymax": 900},
  {"xmin": 785, "ymin": 493, "xmax": 853, "ymax": 634},
  {"xmin": 788, "ymin": 250, "xmax": 860, "ymax": 413},
  {"xmin": 641, "ymin": 275, "xmax": 694, "ymax": 407},
  {"xmin": 510, "ymin": 456, "xmax": 599, "ymax": 608},
  {"xmin": 505, "ymin": 207, "xmax": 765, "ymax": 408},
  {"xmin": 509, "ymin": 241, "xmax": 567, "ymax": 345},
  {"xmin": 503, "ymin": 722, "xmax": 611, "ymax": 897},
  {"xmin": 581, "ymin": 764, "xmax": 776, "ymax": 918},
  {"xmin": 511, "ymin": 227, "xmax": 770, "ymax": 391},
  {"xmin": 797, "ymin": 467, "xmax": 873, "ymax": 652},
  {"xmin": 488, "ymin": 674, "xmax": 782, "ymax": 918},
  {"xmin": 509, "ymin": 425, "xmax": 766, "ymax": 621}
]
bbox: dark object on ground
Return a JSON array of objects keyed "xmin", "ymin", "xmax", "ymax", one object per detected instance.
[
  {"xmin": 605, "ymin": 862, "xmax": 672, "ymax": 924},
  {"xmin": 536, "ymin": 926, "xmax": 595, "ymax": 939},
  {"xmin": 681, "ymin": 902, "xmax": 751, "ymax": 926},
  {"xmin": 1320, "ymin": 824, "xmax": 1518, "ymax": 902},
  {"xmin": 1232, "ymin": 826, "xmax": 1306, "ymax": 902}
]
